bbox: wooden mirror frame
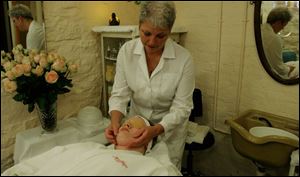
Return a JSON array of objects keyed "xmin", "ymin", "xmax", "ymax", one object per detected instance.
[{"xmin": 254, "ymin": 1, "xmax": 299, "ymax": 85}]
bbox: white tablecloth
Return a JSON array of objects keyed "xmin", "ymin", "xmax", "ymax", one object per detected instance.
[{"xmin": 13, "ymin": 117, "xmax": 110, "ymax": 164}]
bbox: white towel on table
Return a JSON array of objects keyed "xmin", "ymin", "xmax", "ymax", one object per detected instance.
[
  {"xmin": 2, "ymin": 142, "xmax": 181, "ymax": 176},
  {"xmin": 186, "ymin": 121, "xmax": 210, "ymax": 144},
  {"xmin": 286, "ymin": 61, "xmax": 299, "ymax": 79}
]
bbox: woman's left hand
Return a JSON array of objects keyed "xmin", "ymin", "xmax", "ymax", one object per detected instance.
[{"xmin": 128, "ymin": 124, "xmax": 164, "ymax": 148}]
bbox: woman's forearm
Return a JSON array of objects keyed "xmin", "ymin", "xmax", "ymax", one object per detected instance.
[
  {"xmin": 110, "ymin": 110, "xmax": 123, "ymax": 124},
  {"xmin": 153, "ymin": 124, "xmax": 164, "ymax": 136}
]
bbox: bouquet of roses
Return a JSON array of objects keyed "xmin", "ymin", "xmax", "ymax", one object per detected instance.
[{"xmin": 1, "ymin": 44, "xmax": 78, "ymax": 113}]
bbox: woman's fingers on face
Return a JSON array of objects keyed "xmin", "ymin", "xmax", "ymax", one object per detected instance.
[
  {"xmin": 129, "ymin": 131, "xmax": 149, "ymax": 147},
  {"xmin": 105, "ymin": 127, "xmax": 112, "ymax": 135},
  {"xmin": 112, "ymin": 124, "xmax": 120, "ymax": 136},
  {"xmin": 105, "ymin": 127, "xmax": 115, "ymax": 139},
  {"xmin": 132, "ymin": 128, "xmax": 145, "ymax": 138},
  {"xmin": 104, "ymin": 125, "xmax": 118, "ymax": 145}
]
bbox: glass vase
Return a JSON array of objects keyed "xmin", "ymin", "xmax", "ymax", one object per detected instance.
[{"xmin": 36, "ymin": 101, "xmax": 58, "ymax": 134}]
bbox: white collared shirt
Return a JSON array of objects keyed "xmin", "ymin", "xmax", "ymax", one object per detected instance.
[
  {"xmin": 26, "ymin": 20, "xmax": 45, "ymax": 52},
  {"xmin": 108, "ymin": 38, "xmax": 195, "ymax": 136},
  {"xmin": 261, "ymin": 23, "xmax": 290, "ymax": 78}
]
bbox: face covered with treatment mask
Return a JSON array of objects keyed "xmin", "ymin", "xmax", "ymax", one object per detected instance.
[{"xmin": 115, "ymin": 115, "xmax": 153, "ymax": 154}]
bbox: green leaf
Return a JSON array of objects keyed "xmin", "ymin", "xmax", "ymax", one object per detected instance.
[
  {"xmin": 28, "ymin": 103, "xmax": 35, "ymax": 113},
  {"xmin": 66, "ymin": 82, "xmax": 73, "ymax": 87},
  {"xmin": 57, "ymin": 88, "xmax": 70, "ymax": 94},
  {"xmin": 13, "ymin": 93, "xmax": 25, "ymax": 101},
  {"xmin": 1, "ymin": 65, "xmax": 4, "ymax": 72}
]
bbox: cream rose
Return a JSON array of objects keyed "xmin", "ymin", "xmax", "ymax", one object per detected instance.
[
  {"xmin": 16, "ymin": 44, "xmax": 23, "ymax": 50},
  {"xmin": 39, "ymin": 56, "xmax": 48, "ymax": 68},
  {"xmin": 68, "ymin": 64, "xmax": 79, "ymax": 73},
  {"xmin": 34, "ymin": 55, "xmax": 40, "ymax": 63},
  {"xmin": 12, "ymin": 64, "xmax": 24, "ymax": 77},
  {"xmin": 1, "ymin": 71, "xmax": 5, "ymax": 79},
  {"xmin": 3, "ymin": 78, "xmax": 17, "ymax": 93},
  {"xmin": 47, "ymin": 53, "xmax": 56, "ymax": 63},
  {"xmin": 3, "ymin": 61, "xmax": 14, "ymax": 72},
  {"xmin": 33, "ymin": 65, "xmax": 44, "ymax": 76},
  {"xmin": 22, "ymin": 56, "xmax": 31, "ymax": 65},
  {"xmin": 52, "ymin": 59, "xmax": 67, "ymax": 72},
  {"xmin": 45, "ymin": 70, "xmax": 59, "ymax": 84},
  {"xmin": 5, "ymin": 70, "xmax": 15, "ymax": 80},
  {"xmin": 14, "ymin": 54, "xmax": 23, "ymax": 63},
  {"xmin": 1, "ymin": 58, "xmax": 6, "ymax": 66},
  {"xmin": 29, "ymin": 49, "xmax": 38, "ymax": 58},
  {"xmin": 23, "ymin": 63, "xmax": 32, "ymax": 73}
]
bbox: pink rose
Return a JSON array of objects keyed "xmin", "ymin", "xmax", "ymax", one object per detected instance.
[{"xmin": 45, "ymin": 70, "xmax": 59, "ymax": 84}]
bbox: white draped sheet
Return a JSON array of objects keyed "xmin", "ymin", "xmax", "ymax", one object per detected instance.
[{"xmin": 2, "ymin": 141, "xmax": 181, "ymax": 176}]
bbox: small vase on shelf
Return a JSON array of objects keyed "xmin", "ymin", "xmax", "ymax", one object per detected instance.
[{"xmin": 36, "ymin": 101, "xmax": 58, "ymax": 134}]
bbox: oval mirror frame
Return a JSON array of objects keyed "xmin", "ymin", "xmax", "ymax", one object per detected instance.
[{"xmin": 254, "ymin": 1, "xmax": 299, "ymax": 85}]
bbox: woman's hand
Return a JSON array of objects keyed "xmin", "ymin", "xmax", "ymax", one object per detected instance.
[
  {"xmin": 105, "ymin": 110, "xmax": 123, "ymax": 144},
  {"xmin": 105, "ymin": 122, "xmax": 120, "ymax": 145},
  {"xmin": 127, "ymin": 124, "xmax": 164, "ymax": 148}
]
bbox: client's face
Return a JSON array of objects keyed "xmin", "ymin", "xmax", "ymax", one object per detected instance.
[{"xmin": 116, "ymin": 117, "xmax": 146, "ymax": 146}]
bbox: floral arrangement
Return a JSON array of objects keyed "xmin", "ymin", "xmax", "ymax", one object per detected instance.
[{"xmin": 1, "ymin": 44, "xmax": 78, "ymax": 113}]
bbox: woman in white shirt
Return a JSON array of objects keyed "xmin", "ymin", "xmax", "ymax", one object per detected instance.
[{"xmin": 105, "ymin": 1, "xmax": 195, "ymax": 169}]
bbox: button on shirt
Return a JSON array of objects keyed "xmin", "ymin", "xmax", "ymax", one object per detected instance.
[
  {"xmin": 27, "ymin": 20, "xmax": 45, "ymax": 52},
  {"xmin": 108, "ymin": 38, "xmax": 195, "ymax": 137}
]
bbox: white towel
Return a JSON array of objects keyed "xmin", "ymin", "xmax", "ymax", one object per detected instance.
[
  {"xmin": 2, "ymin": 142, "xmax": 181, "ymax": 176},
  {"xmin": 286, "ymin": 61, "xmax": 299, "ymax": 79},
  {"xmin": 185, "ymin": 121, "xmax": 210, "ymax": 144}
]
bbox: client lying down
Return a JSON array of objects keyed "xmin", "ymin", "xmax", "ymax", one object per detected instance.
[{"xmin": 2, "ymin": 116, "xmax": 181, "ymax": 176}]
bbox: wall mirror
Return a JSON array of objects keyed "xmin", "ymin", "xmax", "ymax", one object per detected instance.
[
  {"xmin": 254, "ymin": 1, "xmax": 299, "ymax": 85},
  {"xmin": 1, "ymin": 1, "xmax": 45, "ymax": 51}
]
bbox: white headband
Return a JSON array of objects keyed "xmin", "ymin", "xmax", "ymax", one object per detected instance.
[{"xmin": 136, "ymin": 115, "xmax": 153, "ymax": 154}]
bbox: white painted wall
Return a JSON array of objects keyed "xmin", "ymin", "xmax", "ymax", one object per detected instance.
[{"xmin": 1, "ymin": 1, "xmax": 298, "ymax": 173}]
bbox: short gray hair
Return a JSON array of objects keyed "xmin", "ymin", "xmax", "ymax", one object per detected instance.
[
  {"xmin": 267, "ymin": 6, "xmax": 292, "ymax": 24},
  {"xmin": 139, "ymin": 1, "xmax": 176, "ymax": 29},
  {"xmin": 8, "ymin": 4, "xmax": 33, "ymax": 20}
]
